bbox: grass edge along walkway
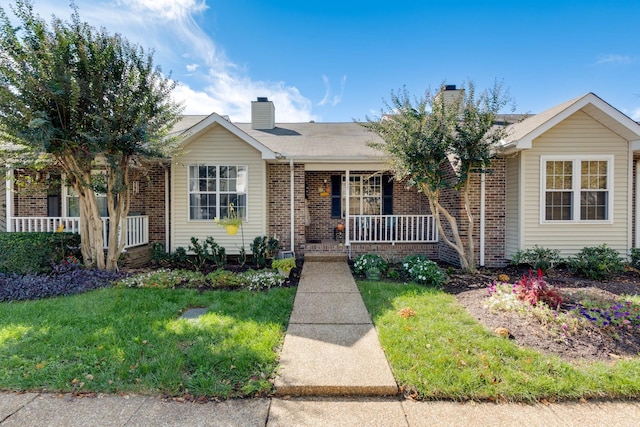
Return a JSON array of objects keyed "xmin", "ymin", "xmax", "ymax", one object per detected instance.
[
  {"xmin": 357, "ymin": 280, "xmax": 640, "ymax": 402},
  {"xmin": 0, "ymin": 286, "xmax": 296, "ymax": 399}
]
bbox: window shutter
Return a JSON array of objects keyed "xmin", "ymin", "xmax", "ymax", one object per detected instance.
[
  {"xmin": 331, "ymin": 175, "xmax": 341, "ymax": 218},
  {"xmin": 382, "ymin": 175, "xmax": 393, "ymax": 215}
]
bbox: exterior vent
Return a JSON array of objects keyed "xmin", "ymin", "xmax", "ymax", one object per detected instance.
[{"xmin": 251, "ymin": 97, "xmax": 275, "ymax": 130}]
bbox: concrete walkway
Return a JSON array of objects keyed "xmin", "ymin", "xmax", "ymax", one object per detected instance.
[
  {"xmin": 274, "ymin": 259, "xmax": 398, "ymax": 396},
  {"xmin": 2, "ymin": 258, "xmax": 640, "ymax": 425}
]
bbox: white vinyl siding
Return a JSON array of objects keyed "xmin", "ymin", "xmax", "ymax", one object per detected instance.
[
  {"xmin": 171, "ymin": 126, "xmax": 266, "ymax": 254},
  {"xmin": 520, "ymin": 110, "xmax": 629, "ymax": 257},
  {"xmin": 504, "ymin": 154, "xmax": 520, "ymax": 258}
]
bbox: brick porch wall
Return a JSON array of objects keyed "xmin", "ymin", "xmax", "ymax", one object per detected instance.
[
  {"xmin": 267, "ymin": 163, "xmax": 306, "ymax": 254},
  {"xmin": 14, "ymin": 170, "xmax": 49, "ymax": 217}
]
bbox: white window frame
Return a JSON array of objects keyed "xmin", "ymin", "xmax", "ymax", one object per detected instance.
[
  {"xmin": 188, "ymin": 165, "xmax": 248, "ymax": 222},
  {"xmin": 539, "ymin": 155, "xmax": 614, "ymax": 224},
  {"xmin": 341, "ymin": 174, "xmax": 382, "ymax": 218},
  {"xmin": 61, "ymin": 172, "xmax": 109, "ymax": 218}
]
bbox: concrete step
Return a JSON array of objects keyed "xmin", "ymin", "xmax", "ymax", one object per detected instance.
[{"xmin": 303, "ymin": 253, "xmax": 348, "ymax": 262}]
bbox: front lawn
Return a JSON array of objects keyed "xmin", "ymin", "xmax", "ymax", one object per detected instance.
[
  {"xmin": 358, "ymin": 280, "xmax": 640, "ymax": 402},
  {"xmin": 0, "ymin": 286, "xmax": 295, "ymax": 399}
]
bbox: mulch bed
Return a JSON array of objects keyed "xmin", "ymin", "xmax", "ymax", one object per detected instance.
[{"xmin": 447, "ymin": 266, "xmax": 640, "ymax": 361}]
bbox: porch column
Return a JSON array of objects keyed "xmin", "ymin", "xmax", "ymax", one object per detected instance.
[
  {"xmin": 290, "ymin": 158, "xmax": 295, "ymax": 252},
  {"xmin": 636, "ymin": 160, "xmax": 640, "ymax": 248},
  {"xmin": 345, "ymin": 169, "xmax": 350, "ymax": 250},
  {"xmin": 6, "ymin": 168, "xmax": 13, "ymax": 232}
]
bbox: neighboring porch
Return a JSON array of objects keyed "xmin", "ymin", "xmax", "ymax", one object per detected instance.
[{"xmin": 8, "ymin": 215, "xmax": 150, "ymax": 249}]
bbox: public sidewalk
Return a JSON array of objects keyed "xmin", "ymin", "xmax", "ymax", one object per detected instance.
[{"xmin": 2, "ymin": 258, "xmax": 639, "ymax": 426}]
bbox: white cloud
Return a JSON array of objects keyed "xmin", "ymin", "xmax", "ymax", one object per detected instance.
[
  {"xmin": 36, "ymin": 0, "xmax": 314, "ymax": 122},
  {"xmin": 318, "ymin": 75, "xmax": 347, "ymax": 107},
  {"xmin": 595, "ymin": 54, "xmax": 632, "ymax": 65},
  {"xmin": 631, "ymin": 107, "xmax": 640, "ymax": 122}
]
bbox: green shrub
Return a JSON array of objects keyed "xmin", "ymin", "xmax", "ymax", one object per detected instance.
[
  {"xmin": 0, "ymin": 232, "xmax": 81, "ymax": 274},
  {"xmin": 187, "ymin": 237, "xmax": 226, "ymax": 271},
  {"xmin": 401, "ymin": 254, "xmax": 448, "ymax": 287},
  {"xmin": 510, "ymin": 245, "xmax": 563, "ymax": 272},
  {"xmin": 568, "ymin": 244, "xmax": 625, "ymax": 281},
  {"xmin": 352, "ymin": 254, "xmax": 388, "ymax": 276},
  {"xmin": 250, "ymin": 236, "xmax": 279, "ymax": 268},
  {"xmin": 630, "ymin": 247, "xmax": 640, "ymax": 270}
]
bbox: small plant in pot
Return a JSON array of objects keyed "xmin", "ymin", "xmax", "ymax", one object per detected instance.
[
  {"xmin": 272, "ymin": 257, "xmax": 296, "ymax": 276},
  {"xmin": 214, "ymin": 203, "xmax": 242, "ymax": 235}
]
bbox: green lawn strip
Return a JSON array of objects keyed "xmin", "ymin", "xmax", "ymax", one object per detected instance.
[
  {"xmin": 358, "ymin": 280, "xmax": 640, "ymax": 402},
  {"xmin": 0, "ymin": 286, "xmax": 295, "ymax": 399}
]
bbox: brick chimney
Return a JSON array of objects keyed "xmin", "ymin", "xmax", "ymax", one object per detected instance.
[{"xmin": 251, "ymin": 97, "xmax": 275, "ymax": 130}]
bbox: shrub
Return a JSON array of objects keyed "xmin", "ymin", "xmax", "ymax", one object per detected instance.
[
  {"xmin": 513, "ymin": 269, "xmax": 563, "ymax": 309},
  {"xmin": 205, "ymin": 269, "xmax": 249, "ymax": 289},
  {"xmin": 630, "ymin": 247, "xmax": 640, "ymax": 270},
  {"xmin": 0, "ymin": 262, "xmax": 122, "ymax": 302},
  {"xmin": 352, "ymin": 254, "xmax": 388, "ymax": 276},
  {"xmin": 401, "ymin": 255, "xmax": 448, "ymax": 287},
  {"xmin": 0, "ymin": 232, "xmax": 81, "ymax": 275},
  {"xmin": 568, "ymin": 244, "xmax": 625, "ymax": 281},
  {"xmin": 510, "ymin": 245, "xmax": 563, "ymax": 272},
  {"xmin": 188, "ymin": 237, "xmax": 226, "ymax": 271},
  {"xmin": 116, "ymin": 269, "xmax": 203, "ymax": 289},
  {"xmin": 150, "ymin": 242, "xmax": 171, "ymax": 266},
  {"xmin": 250, "ymin": 236, "xmax": 279, "ymax": 268}
]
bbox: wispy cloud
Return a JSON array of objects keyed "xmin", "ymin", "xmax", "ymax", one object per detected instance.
[
  {"xmin": 595, "ymin": 54, "xmax": 632, "ymax": 65},
  {"xmin": 35, "ymin": 0, "xmax": 314, "ymax": 122},
  {"xmin": 318, "ymin": 75, "xmax": 347, "ymax": 107},
  {"xmin": 631, "ymin": 107, "xmax": 640, "ymax": 122}
]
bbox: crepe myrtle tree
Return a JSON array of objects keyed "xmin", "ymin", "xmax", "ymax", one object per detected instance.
[
  {"xmin": 0, "ymin": 0, "xmax": 183, "ymax": 270},
  {"xmin": 363, "ymin": 81, "xmax": 512, "ymax": 273}
]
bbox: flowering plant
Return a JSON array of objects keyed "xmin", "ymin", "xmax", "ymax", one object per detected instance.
[
  {"xmin": 352, "ymin": 254, "xmax": 388, "ymax": 276},
  {"xmin": 214, "ymin": 203, "xmax": 242, "ymax": 227},
  {"xmin": 402, "ymin": 255, "xmax": 448, "ymax": 287}
]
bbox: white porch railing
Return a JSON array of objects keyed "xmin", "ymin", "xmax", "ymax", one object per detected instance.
[
  {"xmin": 347, "ymin": 215, "xmax": 438, "ymax": 243},
  {"xmin": 9, "ymin": 216, "xmax": 149, "ymax": 249}
]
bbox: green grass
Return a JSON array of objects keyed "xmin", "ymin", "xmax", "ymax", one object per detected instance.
[
  {"xmin": 358, "ymin": 280, "xmax": 640, "ymax": 402},
  {"xmin": 0, "ymin": 286, "xmax": 296, "ymax": 399}
]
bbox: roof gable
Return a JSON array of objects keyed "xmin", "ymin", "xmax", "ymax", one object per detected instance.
[
  {"xmin": 501, "ymin": 93, "xmax": 640, "ymax": 153},
  {"xmin": 178, "ymin": 113, "xmax": 277, "ymax": 160}
]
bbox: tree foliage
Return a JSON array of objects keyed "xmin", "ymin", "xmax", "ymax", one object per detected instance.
[
  {"xmin": 0, "ymin": 0, "xmax": 183, "ymax": 270},
  {"xmin": 363, "ymin": 81, "xmax": 512, "ymax": 272}
]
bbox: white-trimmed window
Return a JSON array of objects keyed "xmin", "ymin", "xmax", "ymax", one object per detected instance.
[
  {"xmin": 541, "ymin": 156, "xmax": 613, "ymax": 222},
  {"xmin": 62, "ymin": 173, "xmax": 109, "ymax": 217},
  {"xmin": 188, "ymin": 165, "xmax": 247, "ymax": 221},
  {"xmin": 342, "ymin": 175, "xmax": 382, "ymax": 216}
]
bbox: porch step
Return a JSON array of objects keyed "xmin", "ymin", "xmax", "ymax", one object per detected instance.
[{"xmin": 303, "ymin": 253, "xmax": 348, "ymax": 262}]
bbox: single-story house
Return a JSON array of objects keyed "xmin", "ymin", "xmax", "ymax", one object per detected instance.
[{"xmin": 3, "ymin": 89, "xmax": 640, "ymax": 268}]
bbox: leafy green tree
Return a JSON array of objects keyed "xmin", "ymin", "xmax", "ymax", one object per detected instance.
[
  {"xmin": 0, "ymin": 0, "xmax": 182, "ymax": 270},
  {"xmin": 363, "ymin": 81, "xmax": 512, "ymax": 273}
]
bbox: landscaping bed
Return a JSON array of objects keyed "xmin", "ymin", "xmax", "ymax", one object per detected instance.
[{"xmin": 450, "ymin": 266, "xmax": 640, "ymax": 362}]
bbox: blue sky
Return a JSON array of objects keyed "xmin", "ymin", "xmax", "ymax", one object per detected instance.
[{"xmin": 17, "ymin": 0, "xmax": 640, "ymax": 123}]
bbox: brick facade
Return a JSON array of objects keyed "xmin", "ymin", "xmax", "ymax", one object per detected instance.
[
  {"xmin": 266, "ymin": 163, "xmax": 306, "ymax": 254},
  {"xmin": 438, "ymin": 158, "xmax": 507, "ymax": 268}
]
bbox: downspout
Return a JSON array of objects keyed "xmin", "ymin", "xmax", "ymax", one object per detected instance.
[
  {"xmin": 480, "ymin": 171, "xmax": 486, "ymax": 267},
  {"xmin": 633, "ymin": 160, "xmax": 640, "ymax": 248},
  {"xmin": 345, "ymin": 169, "xmax": 350, "ymax": 258},
  {"xmin": 290, "ymin": 158, "xmax": 295, "ymax": 253},
  {"xmin": 5, "ymin": 168, "xmax": 12, "ymax": 232},
  {"xmin": 164, "ymin": 164, "xmax": 170, "ymax": 253}
]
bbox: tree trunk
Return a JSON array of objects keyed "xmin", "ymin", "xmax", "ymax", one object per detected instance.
[{"xmin": 105, "ymin": 158, "xmax": 131, "ymax": 271}]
